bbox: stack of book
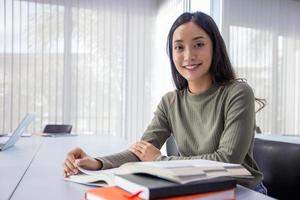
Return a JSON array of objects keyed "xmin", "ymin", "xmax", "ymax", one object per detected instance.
[{"xmin": 65, "ymin": 159, "xmax": 252, "ymax": 199}]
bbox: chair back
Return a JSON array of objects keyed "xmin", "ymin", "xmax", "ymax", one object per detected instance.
[
  {"xmin": 166, "ymin": 136, "xmax": 180, "ymax": 156},
  {"xmin": 43, "ymin": 124, "xmax": 72, "ymax": 134},
  {"xmin": 253, "ymin": 138, "xmax": 300, "ymax": 199}
]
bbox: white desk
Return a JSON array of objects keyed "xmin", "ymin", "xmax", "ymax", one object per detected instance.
[
  {"xmin": 0, "ymin": 135, "xmax": 275, "ymax": 200},
  {"xmin": 0, "ymin": 136, "xmax": 42, "ymax": 200}
]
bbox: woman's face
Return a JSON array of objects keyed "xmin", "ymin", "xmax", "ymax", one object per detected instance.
[{"xmin": 172, "ymin": 22, "xmax": 213, "ymax": 87}]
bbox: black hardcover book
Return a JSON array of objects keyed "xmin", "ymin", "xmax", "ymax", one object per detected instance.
[{"xmin": 115, "ymin": 174, "xmax": 236, "ymax": 199}]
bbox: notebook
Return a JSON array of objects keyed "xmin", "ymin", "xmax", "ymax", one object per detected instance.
[
  {"xmin": 0, "ymin": 114, "xmax": 35, "ymax": 151},
  {"xmin": 115, "ymin": 174, "xmax": 236, "ymax": 199}
]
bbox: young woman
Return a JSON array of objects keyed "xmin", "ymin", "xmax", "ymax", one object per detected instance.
[{"xmin": 63, "ymin": 11, "xmax": 267, "ymax": 194}]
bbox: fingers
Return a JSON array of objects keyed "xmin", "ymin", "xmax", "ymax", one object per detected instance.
[
  {"xmin": 139, "ymin": 140, "xmax": 151, "ymax": 146},
  {"xmin": 130, "ymin": 141, "xmax": 150, "ymax": 151},
  {"xmin": 75, "ymin": 157, "xmax": 89, "ymax": 168},
  {"xmin": 129, "ymin": 140, "xmax": 161, "ymax": 162},
  {"xmin": 65, "ymin": 159, "xmax": 78, "ymax": 173},
  {"xmin": 64, "ymin": 157, "xmax": 79, "ymax": 177},
  {"xmin": 132, "ymin": 141, "xmax": 148, "ymax": 150},
  {"xmin": 129, "ymin": 141, "xmax": 149, "ymax": 160},
  {"xmin": 136, "ymin": 140, "xmax": 153, "ymax": 149},
  {"xmin": 71, "ymin": 147, "xmax": 87, "ymax": 158},
  {"xmin": 129, "ymin": 143, "xmax": 144, "ymax": 154},
  {"xmin": 129, "ymin": 146, "xmax": 140, "ymax": 156},
  {"xmin": 75, "ymin": 157, "xmax": 103, "ymax": 170},
  {"xmin": 63, "ymin": 147, "xmax": 86, "ymax": 177},
  {"xmin": 134, "ymin": 143, "xmax": 145, "ymax": 152},
  {"xmin": 64, "ymin": 155, "xmax": 75, "ymax": 177}
]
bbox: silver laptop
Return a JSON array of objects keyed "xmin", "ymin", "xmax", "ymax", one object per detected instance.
[{"xmin": 0, "ymin": 114, "xmax": 35, "ymax": 151}]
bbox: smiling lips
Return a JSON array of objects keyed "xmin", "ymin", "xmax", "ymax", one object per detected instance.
[{"xmin": 183, "ymin": 63, "xmax": 202, "ymax": 70}]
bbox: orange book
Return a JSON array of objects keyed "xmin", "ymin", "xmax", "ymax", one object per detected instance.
[
  {"xmin": 85, "ymin": 186, "xmax": 142, "ymax": 200},
  {"xmin": 85, "ymin": 186, "xmax": 235, "ymax": 200}
]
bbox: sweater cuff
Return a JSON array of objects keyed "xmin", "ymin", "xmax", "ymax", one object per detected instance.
[
  {"xmin": 154, "ymin": 154, "xmax": 169, "ymax": 161},
  {"xmin": 95, "ymin": 157, "xmax": 113, "ymax": 170}
]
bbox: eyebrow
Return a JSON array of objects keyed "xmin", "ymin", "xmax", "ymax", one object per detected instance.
[{"xmin": 173, "ymin": 36, "xmax": 206, "ymax": 43}]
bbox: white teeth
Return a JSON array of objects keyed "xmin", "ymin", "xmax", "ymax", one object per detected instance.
[{"xmin": 184, "ymin": 64, "xmax": 199, "ymax": 69}]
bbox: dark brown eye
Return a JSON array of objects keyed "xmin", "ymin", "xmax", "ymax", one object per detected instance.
[
  {"xmin": 174, "ymin": 45, "xmax": 183, "ymax": 51},
  {"xmin": 195, "ymin": 42, "xmax": 204, "ymax": 48}
]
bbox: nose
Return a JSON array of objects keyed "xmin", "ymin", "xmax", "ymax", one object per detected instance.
[{"xmin": 184, "ymin": 47, "xmax": 196, "ymax": 62}]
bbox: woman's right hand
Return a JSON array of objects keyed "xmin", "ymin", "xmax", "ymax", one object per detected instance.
[{"xmin": 63, "ymin": 147, "xmax": 103, "ymax": 177}]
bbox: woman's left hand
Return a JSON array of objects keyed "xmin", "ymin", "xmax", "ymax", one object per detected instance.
[{"xmin": 129, "ymin": 140, "xmax": 161, "ymax": 161}]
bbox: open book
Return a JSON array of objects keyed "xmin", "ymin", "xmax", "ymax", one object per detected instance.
[{"xmin": 64, "ymin": 159, "xmax": 252, "ymax": 187}]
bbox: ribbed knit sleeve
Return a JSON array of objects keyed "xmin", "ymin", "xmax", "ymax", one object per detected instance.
[
  {"xmin": 95, "ymin": 92, "xmax": 174, "ymax": 169},
  {"xmin": 96, "ymin": 150, "xmax": 139, "ymax": 169},
  {"xmin": 140, "ymin": 92, "xmax": 173, "ymax": 148}
]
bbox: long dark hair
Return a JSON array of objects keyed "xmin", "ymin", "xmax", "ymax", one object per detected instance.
[{"xmin": 166, "ymin": 11, "xmax": 265, "ymax": 112}]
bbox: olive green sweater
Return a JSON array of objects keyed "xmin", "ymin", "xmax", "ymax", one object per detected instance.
[{"xmin": 97, "ymin": 81, "xmax": 263, "ymax": 189}]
